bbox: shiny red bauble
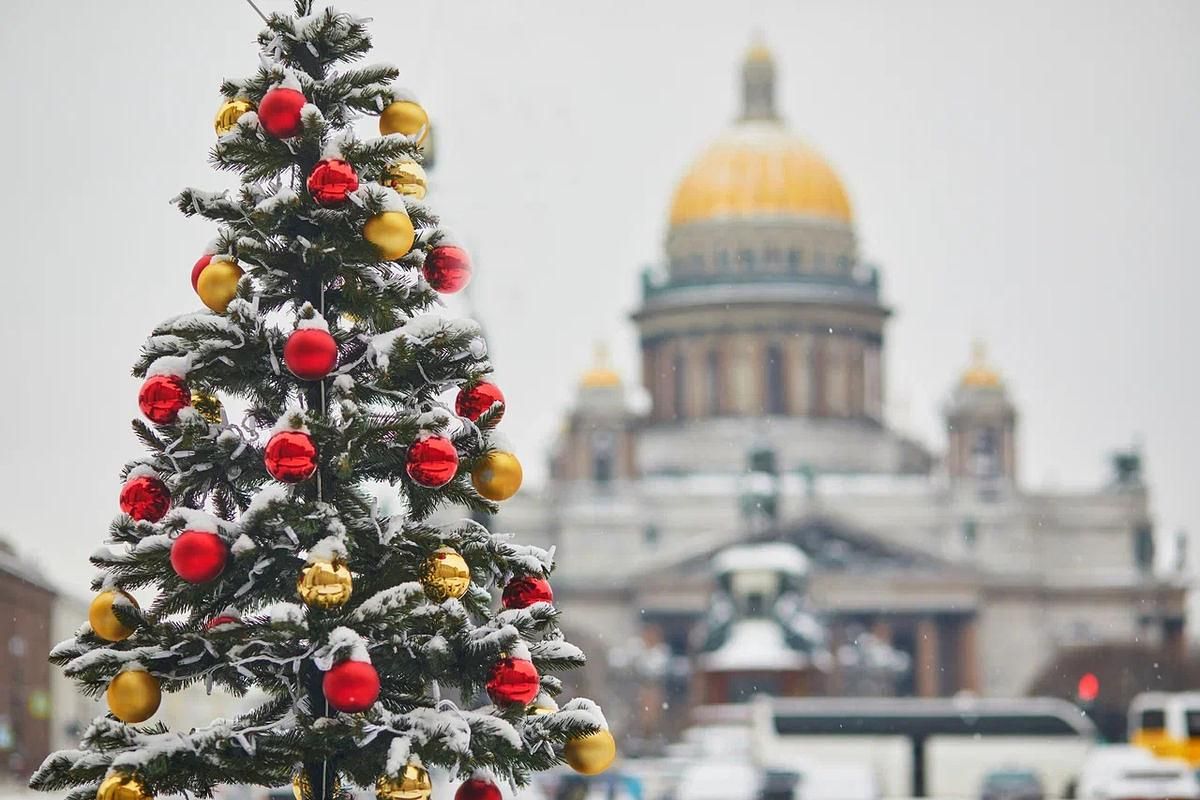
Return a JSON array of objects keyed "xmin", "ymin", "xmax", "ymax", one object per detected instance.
[
  {"xmin": 486, "ymin": 656, "xmax": 540, "ymax": 705},
  {"xmin": 406, "ymin": 435, "xmax": 459, "ymax": 488},
  {"xmin": 264, "ymin": 430, "xmax": 318, "ymax": 483},
  {"xmin": 139, "ymin": 374, "xmax": 190, "ymax": 424},
  {"xmin": 455, "ymin": 381, "xmax": 504, "ymax": 423},
  {"xmin": 170, "ymin": 530, "xmax": 228, "ymax": 583},
  {"xmin": 322, "ymin": 659, "xmax": 380, "ymax": 713},
  {"xmin": 502, "ymin": 576, "xmax": 554, "ymax": 610},
  {"xmin": 191, "ymin": 254, "xmax": 213, "ymax": 291},
  {"xmin": 258, "ymin": 87, "xmax": 306, "ymax": 138},
  {"xmin": 119, "ymin": 475, "xmax": 171, "ymax": 522},
  {"xmin": 307, "ymin": 159, "xmax": 359, "ymax": 205},
  {"xmin": 423, "ymin": 245, "xmax": 472, "ymax": 294},
  {"xmin": 284, "ymin": 328, "xmax": 338, "ymax": 380},
  {"xmin": 455, "ymin": 778, "xmax": 503, "ymax": 800}
]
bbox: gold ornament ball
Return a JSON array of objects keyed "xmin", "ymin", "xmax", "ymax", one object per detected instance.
[
  {"xmin": 107, "ymin": 669, "xmax": 161, "ymax": 724},
  {"xmin": 379, "ymin": 100, "xmax": 429, "ymax": 144},
  {"xmin": 97, "ymin": 772, "xmax": 151, "ymax": 800},
  {"xmin": 421, "ymin": 546, "xmax": 470, "ymax": 602},
  {"xmin": 191, "ymin": 391, "xmax": 223, "ymax": 424},
  {"xmin": 214, "ymin": 98, "xmax": 254, "ymax": 136},
  {"xmin": 382, "ymin": 160, "xmax": 428, "ymax": 200},
  {"xmin": 471, "ymin": 451, "xmax": 523, "ymax": 502},
  {"xmin": 196, "ymin": 259, "xmax": 244, "ymax": 313},
  {"xmin": 363, "ymin": 211, "xmax": 415, "ymax": 261},
  {"xmin": 564, "ymin": 729, "xmax": 617, "ymax": 776},
  {"xmin": 297, "ymin": 559, "xmax": 353, "ymax": 609},
  {"xmin": 292, "ymin": 770, "xmax": 342, "ymax": 800},
  {"xmin": 375, "ymin": 764, "xmax": 432, "ymax": 800},
  {"xmin": 89, "ymin": 590, "xmax": 139, "ymax": 642}
]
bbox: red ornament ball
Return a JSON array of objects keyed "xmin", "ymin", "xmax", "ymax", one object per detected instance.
[
  {"xmin": 139, "ymin": 374, "xmax": 190, "ymax": 424},
  {"xmin": 422, "ymin": 245, "xmax": 472, "ymax": 294},
  {"xmin": 284, "ymin": 327, "xmax": 338, "ymax": 380},
  {"xmin": 406, "ymin": 435, "xmax": 459, "ymax": 488},
  {"xmin": 119, "ymin": 475, "xmax": 171, "ymax": 522},
  {"xmin": 455, "ymin": 381, "xmax": 504, "ymax": 423},
  {"xmin": 307, "ymin": 159, "xmax": 359, "ymax": 205},
  {"xmin": 264, "ymin": 430, "xmax": 318, "ymax": 483},
  {"xmin": 486, "ymin": 656, "xmax": 540, "ymax": 705},
  {"xmin": 170, "ymin": 530, "xmax": 228, "ymax": 583},
  {"xmin": 258, "ymin": 86, "xmax": 306, "ymax": 138},
  {"xmin": 191, "ymin": 254, "xmax": 213, "ymax": 291},
  {"xmin": 323, "ymin": 659, "xmax": 380, "ymax": 713},
  {"xmin": 455, "ymin": 778, "xmax": 503, "ymax": 800},
  {"xmin": 502, "ymin": 576, "xmax": 554, "ymax": 610}
]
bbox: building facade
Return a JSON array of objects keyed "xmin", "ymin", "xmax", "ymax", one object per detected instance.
[
  {"xmin": 0, "ymin": 539, "xmax": 55, "ymax": 782},
  {"xmin": 493, "ymin": 43, "xmax": 1184, "ymax": 743}
]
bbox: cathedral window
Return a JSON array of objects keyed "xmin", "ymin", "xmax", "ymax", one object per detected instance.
[
  {"xmin": 590, "ymin": 430, "xmax": 615, "ymax": 485},
  {"xmin": 643, "ymin": 524, "xmax": 659, "ymax": 548},
  {"xmin": 765, "ymin": 344, "xmax": 787, "ymax": 415},
  {"xmin": 737, "ymin": 249, "xmax": 755, "ymax": 273},
  {"xmin": 971, "ymin": 427, "xmax": 1000, "ymax": 479},
  {"xmin": 788, "ymin": 249, "xmax": 802, "ymax": 273}
]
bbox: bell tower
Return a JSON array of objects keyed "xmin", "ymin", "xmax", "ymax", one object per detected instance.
[{"xmin": 945, "ymin": 342, "xmax": 1018, "ymax": 494}]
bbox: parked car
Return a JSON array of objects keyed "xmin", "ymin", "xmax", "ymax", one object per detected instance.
[
  {"xmin": 980, "ymin": 768, "xmax": 1044, "ymax": 800},
  {"xmin": 1077, "ymin": 745, "xmax": 1200, "ymax": 800}
]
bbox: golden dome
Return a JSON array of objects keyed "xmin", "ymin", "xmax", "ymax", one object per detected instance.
[
  {"xmin": 746, "ymin": 41, "xmax": 773, "ymax": 63},
  {"xmin": 961, "ymin": 341, "xmax": 1003, "ymax": 388},
  {"xmin": 581, "ymin": 344, "xmax": 621, "ymax": 389},
  {"xmin": 669, "ymin": 122, "xmax": 853, "ymax": 226}
]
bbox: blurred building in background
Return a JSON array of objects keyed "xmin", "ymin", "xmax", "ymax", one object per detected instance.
[
  {"xmin": 0, "ymin": 539, "xmax": 54, "ymax": 782},
  {"xmin": 496, "ymin": 43, "xmax": 1186, "ymax": 747}
]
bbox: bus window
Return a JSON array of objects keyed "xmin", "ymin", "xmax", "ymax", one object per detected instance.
[
  {"xmin": 1141, "ymin": 709, "xmax": 1166, "ymax": 730},
  {"xmin": 1187, "ymin": 711, "xmax": 1200, "ymax": 737}
]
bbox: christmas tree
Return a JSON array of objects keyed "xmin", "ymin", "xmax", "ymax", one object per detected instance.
[{"xmin": 30, "ymin": 5, "xmax": 614, "ymax": 800}]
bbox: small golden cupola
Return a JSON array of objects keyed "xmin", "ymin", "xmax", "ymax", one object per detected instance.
[
  {"xmin": 580, "ymin": 343, "xmax": 621, "ymax": 390},
  {"xmin": 960, "ymin": 341, "xmax": 1004, "ymax": 389}
]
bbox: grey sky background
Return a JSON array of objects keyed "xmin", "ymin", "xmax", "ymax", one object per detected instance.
[{"xmin": 1, "ymin": 1, "xmax": 1197, "ymax": 593}]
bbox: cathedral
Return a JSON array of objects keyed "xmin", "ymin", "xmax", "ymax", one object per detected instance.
[{"xmin": 492, "ymin": 43, "xmax": 1184, "ymax": 741}]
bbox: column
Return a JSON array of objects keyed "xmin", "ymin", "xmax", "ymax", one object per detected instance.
[
  {"xmin": 958, "ymin": 616, "xmax": 981, "ymax": 693},
  {"xmin": 915, "ymin": 617, "xmax": 941, "ymax": 698}
]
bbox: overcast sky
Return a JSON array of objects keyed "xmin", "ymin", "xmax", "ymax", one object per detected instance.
[{"xmin": 1, "ymin": 1, "xmax": 1197, "ymax": 593}]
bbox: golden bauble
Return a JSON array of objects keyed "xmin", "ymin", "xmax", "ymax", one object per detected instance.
[
  {"xmin": 379, "ymin": 100, "xmax": 429, "ymax": 144},
  {"xmin": 471, "ymin": 451, "xmax": 523, "ymax": 502},
  {"xmin": 564, "ymin": 729, "xmax": 617, "ymax": 776},
  {"xmin": 363, "ymin": 211, "xmax": 415, "ymax": 261},
  {"xmin": 97, "ymin": 772, "xmax": 151, "ymax": 800},
  {"xmin": 292, "ymin": 769, "xmax": 342, "ymax": 800},
  {"xmin": 107, "ymin": 669, "xmax": 161, "ymax": 723},
  {"xmin": 381, "ymin": 160, "xmax": 427, "ymax": 200},
  {"xmin": 421, "ymin": 545, "xmax": 470, "ymax": 602},
  {"xmin": 196, "ymin": 259, "xmax": 243, "ymax": 313},
  {"xmin": 191, "ymin": 391, "xmax": 223, "ymax": 424},
  {"xmin": 89, "ymin": 590, "xmax": 139, "ymax": 642},
  {"xmin": 297, "ymin": 559, "xmax": 353, "ymax": 609},
  {"xmin": 214, "ymin": 98, "xmax": 254, "ymax": 136},
  {"xmin": 375, "ymin": 764, "xmax": 432, "ymax": 800}
]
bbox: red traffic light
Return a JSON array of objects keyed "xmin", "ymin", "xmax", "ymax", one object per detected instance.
[{"xmin": 1077, "ymin": 672, "xmax": 1100, "ymax": 702}]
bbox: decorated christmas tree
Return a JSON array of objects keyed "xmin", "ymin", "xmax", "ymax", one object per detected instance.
[{"xmin": 30, "ymin": 5, "xmax": 614, "ymax": 800}]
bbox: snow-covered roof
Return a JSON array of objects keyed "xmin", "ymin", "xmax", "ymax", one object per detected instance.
[
  {"xmin": 712, "ymin": 542, "xmax": 808, "ymax": 577},
  {"xmin": 700, "ymin": 619, "xmax": 808, "ymax": 672}
]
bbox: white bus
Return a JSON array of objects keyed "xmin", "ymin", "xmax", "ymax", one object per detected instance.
[{"xmin": 692, "ymin": 696, "xmax": 1097, "ymax": 798}]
